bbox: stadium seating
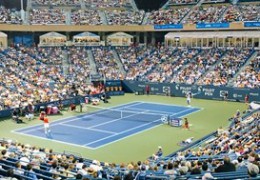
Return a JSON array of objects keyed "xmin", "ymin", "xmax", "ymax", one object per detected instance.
[
  {"xmin": 31, "ymin": 0, "xmax": 81, "ymax": 6},
  {"xmin": 0, "ymin": 109, "xmax": 258, "ymax": 179},
  {"xmin": 0, "ymin": 6, "xmax": 22, "ymax": 24},
  {"xmin": 0, "ymin": 45, "xmax": 258, "ymax": 110},
  {"xmin": 0, "ymin": 0, "xmax": 259, "ymax": 178},
  {"xmin": 1, "ymin": 0, "xmax": 260, "ymax": 25},
  {"xmin": 71, "ymin": 9, "xmax": 102, "ymax": 25},
  {"xmin": 234, "ymin": 51, "xmax": 260, "ymax": 88}
]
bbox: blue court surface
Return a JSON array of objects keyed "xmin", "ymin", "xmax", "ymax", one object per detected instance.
[{"xmin": 13, "ymin": 102, "xmax": 201, "ymax": 149}]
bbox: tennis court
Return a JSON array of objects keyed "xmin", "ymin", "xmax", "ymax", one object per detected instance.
[{"xmin": 13, "ymin": 102, "xmax": 200, "ymax": 149}]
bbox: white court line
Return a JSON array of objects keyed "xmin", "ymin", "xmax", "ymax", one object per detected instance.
[
  {"xmin": 93, "ymin": 106, "xmax": 202, "ymax": 149},
  {"xmin": 60, "ymin": 123, "xmax": 117, "ymax": 135},
  {"xmin": 11, "ymin": 130, "xmax": 96, "ymax": 150},
  {"xmin": 14, "ymin": 102, "xmax": 145, "ymax": 134},
  {"xmin": 11, "ymin": 102, "xmax": 145, "ymax": 149},
  {"xmin": 85, "ymin": 110, "xmax": 153, "ymax": 129},
  {"xmin": 12, "ymin": 104, "xmax": 202, "ymax": 150},
  {"xmin": 55, "ymin": 102, "xmax": 145, "ymax": 125},
  {"xmin": 83, "ymin": 108, "xmax": 193, "ymax": 146},
  {"xmin": 13, "ymin": 102, "xmax": 144, "ymax": 133},
  {"xmin": 120, "ymin": 107, "xmax": 176, "ymax": 114},
  {"xmin": 84, "ymin": 118, "xmax": 161, "ymax": 146},
  {"xmin": 134, "ymin": 101, "xmax": 203, "ymax": 110},
  {"xmin": 18, "ymin": 123, "xmax": 60, "ymax": 134}
]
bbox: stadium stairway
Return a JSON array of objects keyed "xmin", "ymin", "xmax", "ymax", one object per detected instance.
[
  {"xmin": 130, "ymin": 0, "xmax": 139, "ymax": 11},
  {"xmin": 0, "ymin": 51, "xmax": 38, "ymax": 87},
  {"xmin": 27, "ymin": 0, "xmax": 32, "ymax": 10},
  {"xmin": 162, "ymin": 0, "xmax": 170, "ymax": 9},
  {"xmin": 142, "ymin": 12, "xmax": 151, "ymax": 25},
  {"xmin": 87, "ymin": 49, "xmax": 98, "ymax": 74},
  {"xmin": 194, "ymin": 49, "xmax": 227, "ymax": 84},
  {"xmin": 99, "ymin": 10, "xmax": 108, "ymax": 25},
  {"xmin": 216, "ymin": 3, "xmax": 238, "ymax": 22},
  {"xmin": 24, "ymin": 10, "xmax": 29, "ymax": 25},
  {"xmin": 62, "ymin": 49, "xmax": 70, "ymax": 75},
  {"xmin": 227, "ymin": 49, "xmax": 256, "ymax": 87},
  {"xmin": 66, "ymin": 9, "xmax": 71, "ymax": 25},
  {"xmin": 112, "ymin": 49, "xmax": 127, "ymax": 76},
  {"xmin": 80, "ymin": 0, "xmax": 86, "ymax": 9},
  {"xmin": 180, "ymin": 0, "xmax": 205, "ymax": 24}
]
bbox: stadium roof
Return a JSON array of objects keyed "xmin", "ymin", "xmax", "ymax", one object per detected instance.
[
  {"xmin": 74, "ymin": 32, "xmax": 99, "ymax": 37},
  {"xmin": 108, "ymin": 32, "xmax": 133, "ymax": 38},
  {"xmin": 0, "ymin": 32, "xmax": 7, "ymax": 37},
  {"xmin": 40, "ymin": 32, "xmax": 66, "ymax": 38}
]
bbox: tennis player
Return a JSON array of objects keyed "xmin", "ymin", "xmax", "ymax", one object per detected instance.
[
  {"xmin": 186, "ymin": 92, "xmax": 192, "ymax": 107},
  {"xmin": 39, "ymin": 111, "xmax": 45, "ymax": 121},
  {"xmin": 183, "ymin": 118, "xmax": 190, "ymax": 130},
  {"xmin": 43, "ymin": 116, "xmax": 51, "ymax": 136}
]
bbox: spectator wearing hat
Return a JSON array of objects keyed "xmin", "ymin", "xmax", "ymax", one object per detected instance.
[{"xmin": 152, "ymin": 146, "xmax": 163, "ymax": 160}]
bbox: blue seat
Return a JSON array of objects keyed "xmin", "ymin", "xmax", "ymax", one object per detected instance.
[
  {"xmin": 211, "ymin": 170, "xmax": 249, "ymax": 180},
  {"xmin": 0, "ymin": 168, "xmax": 7, "ymax": 177}
]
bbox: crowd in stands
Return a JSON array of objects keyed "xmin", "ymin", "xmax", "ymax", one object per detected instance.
[
  {"xmin": 31, "ymin": 0, "xmax": 81, "ymax": 6},
  {"xmin": 67, "ymin": 47, "xmax": 93, "ymax": 92},
  {"xmin": 83, "ymin": 0, "xmax": 131, "ymax": 8},
  {"xmin": 0, "ymin": 46, "xmax": 102, "ymax": 110},
  {"xmin": 234, "ymin": 51, "xmax": 260, "ymax": 88},
  {"xmin": 0, "ymin": 109, "xmax": 258, "ymax": 179},
  {"xmin": 0, "ymin": 44, "xmax": 258, "ymax": 111},
  {"xmin": 168, "ymin": 49, "xmax": 200, "ymax": 84},
  {"xmin": 116, "ymin": 45, "xmax": 154, "ymax": 72},
  {"xmin": 184, "ymin": 5, "xmax": 227, "ymax": 24},
  {"xmin": 71, "ymin": 10, "xmax": 101, "ymax": 25},
  {"xmin": 0, "ymin": 1, "xmax": 259, "ymax": 25},
  {"xmin": 221, "ymin": 5, "xmax": 241, "ymax": 22},
  {"xmin": 239, "ymin": 4, "xmax": 260, "ymax": 22},
  {"xmin": 118, "ymin": 46, "xmax": 258, "ymax": 86},
  {"xmin": 169, "ymin": 110, "xmax": 260, "ymax": 178},
  {"xmin": 168, "ymin": 0, "xmax": 198, "ymax": 5},
  {"xmin": 29, "ymin": 9, "xmax": 66, "ymax": 25},
  {"xmin": 142, "ymin": 46, "xmax": 180, "ymax": 83},
  {"xmin": 141, "ymin": 48, "xmax": 198, "ymax": 83},
  {"xmin": 170, "ymin": 48, "xmax": 225, "ymax": 84},
  {"xmin": 197, "ymin": 49, "xmax": 253, "ymax": 86},
  {"xmin": 92, "ymin": 48, "xmax": 123, "ymax": 80},
  {"xmin": 106, "ymin": 10, "xmax": 145, "ymax": 25},
  {"xmin": 0, "ymin": 6, "xmax": 22, "ymax": 24},
  {"xmin": 147, "ymin": 7, "xmax": 190, "ymax": 25},
  {"xmin": 123, "ymin": 46, "xmax": 159, "ymax": 81}
]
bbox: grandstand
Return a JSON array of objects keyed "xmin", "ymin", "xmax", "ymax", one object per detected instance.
[{"xmin": 0, "ymin": 0, "xmax": 259, "ymax": 179}]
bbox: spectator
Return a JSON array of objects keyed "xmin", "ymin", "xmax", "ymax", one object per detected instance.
[
  {"xmin": 164, "ymin": 162, "xmax": 176, "ymax": 179},
  {"xmin": 1, "ymin": 169, "xmax": 18, "ymax": 180},
  {"xmin": 215, "ymin": 156, "xmax": 236, "ymax": 172},
  {"xmin": 152, "ymin": 146, "xmax": 163, "ymax": 160},
  {"xmin": 201, "ymin": 162, "xmax": 214, "ymax": 180},
  {"xmin": 24, "ymin": 164, "xmax": 38, "ymax": 180}
]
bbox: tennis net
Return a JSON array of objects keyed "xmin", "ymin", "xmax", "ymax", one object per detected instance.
[{"xmin": 85, "ymin": 105, "xmax": 170, "ymax": 123}]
